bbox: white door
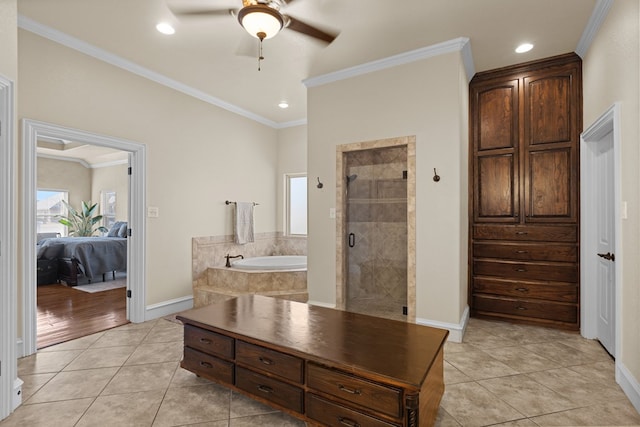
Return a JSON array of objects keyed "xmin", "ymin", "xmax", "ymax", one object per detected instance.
[{"xmin": 595, "ymin": 130, "xmax": 615, "ymax": 356}]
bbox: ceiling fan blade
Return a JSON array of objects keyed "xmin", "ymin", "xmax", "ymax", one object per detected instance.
[
  {"xmin": 285, "ymin": 16, "xmax": 337, "ymax": 43},
  {"xmin": 170, "ymin": 7, "xmax": 236, "ymax": 18}
]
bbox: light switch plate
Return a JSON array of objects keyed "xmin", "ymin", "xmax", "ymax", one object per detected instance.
[{"xmin": 147, "ymin": 206, "xmax": 159, "ymax": 218}]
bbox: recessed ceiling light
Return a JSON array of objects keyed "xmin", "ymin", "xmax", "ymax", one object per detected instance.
[
  {"xmin": 515, "ymin": 43, "xmax": 534, "ymax": 53},
  {"xmin": 278, "ymin": 101, "xmax": 289, "ymax": 109},
  {"xmin": 156, "ymin": 22, "xmax": 175, "ymax": 35}
]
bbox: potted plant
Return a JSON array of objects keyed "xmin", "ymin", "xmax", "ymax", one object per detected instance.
[{"xmin": 57, "ymin": 200, "xmax": 108, "ymax": 237}]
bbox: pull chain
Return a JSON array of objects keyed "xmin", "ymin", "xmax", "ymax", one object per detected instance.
[{"xmin": 257, "ymin": 31, "xmax": 266, "ymax": 71}]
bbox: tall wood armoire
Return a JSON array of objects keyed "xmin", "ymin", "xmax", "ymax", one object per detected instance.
[{"xmin": 469, "ymin": 53, "xmax": 582, "ymax": 330}]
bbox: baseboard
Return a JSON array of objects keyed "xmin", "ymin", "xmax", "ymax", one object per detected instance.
[
  {"xmin": 416, "ymin": 306, "xmax": 469, "ymax": 343},
  {"xmin": 617, "ymin": 361, "xmax": 640, "ymax": 414},
  {"xmin": 16, "ymin": 338, "xmax": 23, "ymax": 358},
  {"xmin": 145, "ymin": 295, "xmax": 193, "ymax": 321},
  {"xmin": 12, "ymin": 378, "xmax": 23, "ymax": 411},
  {"xmin": 307, "ymin": 300, "xmax": 336, "ymax": 309}
]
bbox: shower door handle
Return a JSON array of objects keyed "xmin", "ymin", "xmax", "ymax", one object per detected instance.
[{"xmin": 348, "ymin": 233, "xmax": 355, "ymax": 248}]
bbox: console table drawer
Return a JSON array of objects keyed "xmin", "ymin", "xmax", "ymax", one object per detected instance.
[
  {"xmin": 236, "ymin": 340, "xmax": 304, "ymax": 384},
  {"xmin": 184, "ymin": 325, "xmax": 234, "ymax": 359},
  {"xmin": 182, "ymin": 347, "xmax": 234, "ymax": 384},
  {"xmin": 307, "ymin": 363, "xmax": 402, "ymax": 418},
  {"xmin": 235, "ymin": 366, "xmax": 303, "ymax": 413},
  {"xmin": 307, "ymin": 393, "xmax": 398, "ymax": 427}
]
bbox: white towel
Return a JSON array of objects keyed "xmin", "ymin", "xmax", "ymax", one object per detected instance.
[{"xmin": 234, "ymin": 202, "xmax": 255, "ymax": 244}]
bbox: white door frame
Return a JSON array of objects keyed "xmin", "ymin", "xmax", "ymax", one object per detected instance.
[
  {"xmin": 21, "ymin": 119, "xmax": 147, "ymax": 357},
  {"xmin": 580, "ymin": 103, "xmax": 622, "ymax": 361},
  {"xmin": 0, "ymin": 75, "xmax": 18, "ymax": 418}
]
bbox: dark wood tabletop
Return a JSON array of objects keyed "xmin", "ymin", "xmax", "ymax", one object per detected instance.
[{"xmin": 177, "ymin": 295, "xmax": 449, "ymax": 389}]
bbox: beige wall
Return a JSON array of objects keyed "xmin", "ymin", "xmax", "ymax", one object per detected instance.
[
  {"xmin": 19, "ymin": 30, "xmax": 279, "ymax": 305},
  {"xmin": 37, "ymin": 157, "xmax": 91, "ymax": 211},
  {"xmin": 307, "ymin": 51, "xmax": 469, "ymax": 325},
  {"xmin": 276, "ymin": 125, "xmax": 307, "ymax": 233},
  {"xmin": 582, "ymin": 0, "xmax": 640, "ymax": 393},
  {"xmin": 91, "ymin": 163, "xmax": 129, "ymax": 223}
]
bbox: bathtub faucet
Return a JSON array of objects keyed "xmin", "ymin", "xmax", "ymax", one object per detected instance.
[{"xmin": 225, "ymin": 254, "xmax": 244, "ymax": 268}]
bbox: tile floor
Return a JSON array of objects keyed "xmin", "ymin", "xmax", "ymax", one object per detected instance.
[{"xmin": 2, "ymin": 315, "xmax": 639, "ymax": 426}]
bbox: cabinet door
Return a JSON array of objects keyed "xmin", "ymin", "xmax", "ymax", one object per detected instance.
[
  {"xmin": 472, "ymin": 80, "xmax": 520, "ymax": 222},
  {"xmin": 523, "ymin": 66, "xmax": 580, "ymax": 223}
]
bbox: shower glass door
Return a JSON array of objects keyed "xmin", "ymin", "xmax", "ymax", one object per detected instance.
[{"xmin": 344, "ymin": 146, "xmax": 407, "ymax": 321}]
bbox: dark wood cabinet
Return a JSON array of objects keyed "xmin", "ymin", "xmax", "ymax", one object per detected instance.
[{"xmin": 469, "ymin": 53, "xmax": 581, "ymax": 329}]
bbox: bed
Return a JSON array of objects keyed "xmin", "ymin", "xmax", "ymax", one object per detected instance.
[{"xmin": 36, "ymin": 222, "xmax": 128, "ymax": 286}]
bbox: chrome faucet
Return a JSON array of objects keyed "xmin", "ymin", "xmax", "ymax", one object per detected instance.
[{"xmin": 225, "ymin": 254, "xmax": 244, "ymax": 267}]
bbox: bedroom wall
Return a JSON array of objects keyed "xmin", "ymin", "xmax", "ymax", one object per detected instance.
[
  {"xmin": 37, "ymin": 157, "xmax": 91, "ymax": 212},
  {"xmin": 582, "ymin": 0, "xmax": 640, "ymax": 405},
  {"xmin": 18, "ymin": 30, "xmax": 279, "ymax": 308},
  {"xmin": 306, "ymin": 50, "xmax": 469, "ymax": 326},
  {"xmin": 90, "ymin": 163, "xmax": 129, "ymax": 224}
]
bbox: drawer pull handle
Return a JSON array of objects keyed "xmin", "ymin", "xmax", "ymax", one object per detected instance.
[
  {"xmin": 515, "ymin": 287, "xmax": 528, "ymax": 292},
  {"xmin": 199, "ymin": 361, "xmax": 213, "ymax": 369},
  {"xmin": 258, "ymin": 357, "xmax": 274, "ymax": 365},
  {"xmin": 517, "ymin": 306, "xmax": 526, "ymax": 310},
  {"xmin": 514, "ymin": 250, "xmax": 528, "ymax": 254},
  {"xmin": 257, "ymin": 385, "xmax": 273, "ymax": 394},
  {"xmin": 515, "ymin": 268, "xmax": 527, "ymax": 272},
  {"xmin": 338, "ymin": 417, "xmax": 360, "ymax": 427},
  {"xmin": 338, "ymin": 384, "xmax": 361, "ymax": 395},
  {"xmin": 515, "ymin": 231, "xmax": 528, "ymax": 235},
  {"xmin": 199, "ymin": 338, "xmax": 212, "ymax": 344}
]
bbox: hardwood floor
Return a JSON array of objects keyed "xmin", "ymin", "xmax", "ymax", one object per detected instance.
[{"xmin": 37, "ymin": 283, "xmax": 128, "ymax": 349}]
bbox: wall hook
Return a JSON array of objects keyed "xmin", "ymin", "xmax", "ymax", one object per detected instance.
[
  {"xmin": 433, "ymin": 168, "xmax": 441, "ymax": 182},
  {"xmin": 316, "ymin": 177, "xmax": 324, "ymax": 189}
]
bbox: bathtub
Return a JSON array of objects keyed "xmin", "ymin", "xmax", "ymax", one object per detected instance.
[
  {"xmin": 231, "ymin": 255, "xmax": 307, "ymax": 271},
  {"xmin": 194, "ymin": 255, "xmax": 308, "ymax": 308}
]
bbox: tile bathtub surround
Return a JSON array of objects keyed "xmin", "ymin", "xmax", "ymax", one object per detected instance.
[
  {"xmin": 192, "ymin": 233, "xmax": 307, "ymax": 289},
  {"xmin": 2, "ymin": 316, "xmax": 639, "ymax": 426}
]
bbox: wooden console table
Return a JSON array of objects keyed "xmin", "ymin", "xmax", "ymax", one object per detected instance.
[{"xmin": 177, "ymin": 295, "xmax": 449, "ymax": 427}]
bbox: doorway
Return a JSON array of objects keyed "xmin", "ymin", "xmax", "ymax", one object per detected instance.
[
  {"xmin": 21, "ymin": 119, "xmax": 146, "ymax": 357},
  {"xmin": 580, "ymin": 103, "xmax": 621, "ymax": 358},
  {"xmin": 336, "ymin": 136, "xmax": 416, "ymax": 321}
]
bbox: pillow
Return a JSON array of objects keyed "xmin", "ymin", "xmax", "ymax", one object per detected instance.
[
  {"xmin": 107, "ymin": 221, "xmax": 125, "ymax": 237},
  {"xmin": 118, "ymin": 222, "xmax": 128, "ymax": 238}
]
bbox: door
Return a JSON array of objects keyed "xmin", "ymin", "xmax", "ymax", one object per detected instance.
[{"xmin": 595, "ymin": 130, "xmax": 615, "ymax": 356}]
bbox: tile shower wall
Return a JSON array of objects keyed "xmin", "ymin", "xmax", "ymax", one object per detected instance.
[{"xmin": 346, "ymin": 146, "xmax": 407, "ymax": 319}]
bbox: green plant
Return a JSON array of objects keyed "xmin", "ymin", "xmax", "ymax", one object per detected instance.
[{"xmin": 58, "ymin": 200, "xmax": 108, "ymax": 237}]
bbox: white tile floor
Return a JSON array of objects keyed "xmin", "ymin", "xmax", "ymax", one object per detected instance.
[{"xmin": 2, "ymin": 315, "xmax": 639, "ymax": 426}]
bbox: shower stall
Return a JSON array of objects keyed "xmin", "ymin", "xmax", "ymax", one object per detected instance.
[{"xmin": 343, "ymin": 145, "xmax": 408, "ymax": 321}]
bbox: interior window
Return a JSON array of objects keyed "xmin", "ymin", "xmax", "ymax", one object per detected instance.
[
  {"xmin": 286, "ymin": 174, "xmax": 307, "ymax": 236},
  {"xmin": 36, "ymin": 189, "xmax": 68, "ymax": 237}
]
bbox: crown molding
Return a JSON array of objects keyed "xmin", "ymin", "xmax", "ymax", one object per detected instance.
[
  {"xmin": 575, "ymin": 0, "xmax": 613, "ymax": 58},
  {"xmin": 303, "ymin": 37, "xmax": 473, "ymax": 88},
  {"xmin": 17, "ymin": 15, "xmax": 282, "ymax": 129},
  {"xmin": 37, "ymin": 152, "xmax": 91, "ymax": 169}
]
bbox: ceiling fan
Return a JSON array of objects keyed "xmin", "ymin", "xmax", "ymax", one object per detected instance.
[{"xmin": 171, "ymin": 0, "xmax": 338, "ymax": 44}]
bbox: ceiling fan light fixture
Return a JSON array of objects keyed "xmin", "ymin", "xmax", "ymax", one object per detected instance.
[{"xmin": 238, "ymin": 5, "xmax": 283, "ymax": 40}]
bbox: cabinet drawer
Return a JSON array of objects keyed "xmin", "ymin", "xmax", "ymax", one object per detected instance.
[
  {"xmin": 473, "ymin": 277, "xmax": 577, "ymax": 302},
  {"xmin": 473, "ymin": 259, "xmax": 577, "ymax": 282},
  {"xmin": 474, "ymin": 225, "xmax": 577, "ymax": 242},
  {"xmin": 236, "ymin": 341, "xmax": 304, "ymax": 384},
  {"xmin": 473, "ymin": 295, "xmax": 577, "ymax": 323},
  {"xmin": 473, "ymin": 242, "xmax": 577, "ymax": 262},
  {"xmin": 184, "ymin": 325, "xmax": 234, "ymax": 359},
  {"xmin": 181, "ymin": 347, "xmax": 234, "ymax": 384},
  {"xmin": 306, "ymin": 393, "xmax": 398, "ymax": 427},
  {"xmin": 235, "ymin": 366, "xmax": 303, "ymax": 413},
  {"xmin": 307, "ymin": 363, "xmax": 401, "ymax": 419}
]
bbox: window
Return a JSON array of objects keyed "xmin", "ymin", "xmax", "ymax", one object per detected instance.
[
  {"xmin": 36, "ymin": 189, "xmax": 68, "ymax": 236},
  {"xmin": 286, "ymin": 174, "xmax": 307, "ymax": 235},
  {"xmin": 101, "ymin": 190, "xmax": 117, "ymax": 231}
]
